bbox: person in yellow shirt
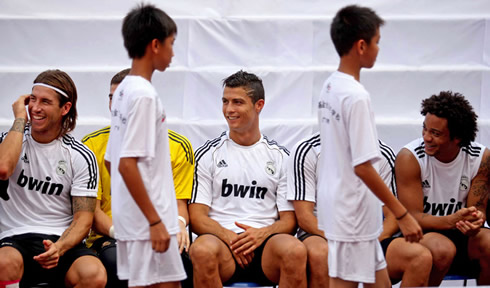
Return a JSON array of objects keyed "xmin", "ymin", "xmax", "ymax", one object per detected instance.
[{"xmin": 82, "ymin": 68, "xmax": 194, "ymax": 288}]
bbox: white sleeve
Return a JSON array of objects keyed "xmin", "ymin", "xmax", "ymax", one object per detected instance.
[
  {"xmin": 120, "ymin": 96, "xmax": 156, "ymax": 159},
  {"xmin": 277, "ymin": 152, "xmax": 294, "ymax": 212},
  {"xmin": 71, "ymin": 143, "xmax": 98, "ymax": 198},
  {"xmin": 190, "ymin": 144, "xmax": 214, "ymax": 207},
  {"xmin": 287, "ymin": 141, "xmax": 317, "ymax": 203},
  {"xmin": 348, "ymin": 97, "xmax": 380, "ymax": 167},
  {"xmin": 378, "ymin": 140, "xmax": 397, "ymax": 197}
]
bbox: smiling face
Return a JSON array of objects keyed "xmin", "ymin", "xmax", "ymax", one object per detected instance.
[
  {"xmin": 29, "ymin": 86, "xmax": 71, "ymax": 143},
  {"xmin": 422, "ymin": 113, "xmax": 461, "ymax": 162},
  {"xmin": 222, "ymin": 86, "xmax": 264, "ymax": 142}
]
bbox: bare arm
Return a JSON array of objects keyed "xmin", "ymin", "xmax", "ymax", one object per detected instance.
[
  {"xmin": 293, "ymin": 200, "xmax": 324, "ymax": 237},
  {"xmin": 466, "ymin": 148, "xmax": 490, "ymax": 223},
  {"xmin": 119, "ymin": 157, "xmax": 169, "ymax": 252},
  {"xmin": 231, "ymin": 211, "xmax": 297, "ymax": 255},
  {"xmin": 379, "ymin": 205, "xmax": 399, "ymax": 241},
  {"xmin": 177, "ymin": 199, "xmax": 190, "ymax": 253},
  {"xmin": 33, "ymin": 196, "xmax": 96, "ymax": 269},
  {"xmin": 395, "ymin": 148, "xmax": 473, "ymax": 231},
  {"xmin": 0, "ymin": 95, "xmax": 29, "ymax": 180},
  {"xmin": 355, "ymin": 160, "xmax": 422, "ymax": 242},
  {"xmin": 92, "ymin": 199, "xmax": 113, "ymax": 237}
]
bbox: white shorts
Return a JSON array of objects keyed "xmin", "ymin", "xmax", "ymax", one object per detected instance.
[
  {"xmin": 327, "ymin": 239, "xmax": 386, "ymax": 283},
  {"xmin": 117, "ymin": 235, "xmax": 187, "ymax": 287}
]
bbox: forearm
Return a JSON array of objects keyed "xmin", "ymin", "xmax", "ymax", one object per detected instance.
[
  {"xmin": 56, "ymin": 211, "xmax": 93, "ymax": 256},
  {"xmin": 412, "ymin": 211, "xmax": 456, "ymax": 231},
  {"xmin": 259, "ymin": 211, "xmax": 297, "ymax": 237},
  {"xmin": 177, "ymin": 199, "xmax": 189, "ymax": 225},
  {"xmin": 294, "ymin": 203, "xmax": 324, "ymax": 236},
  {"xmin": 380, "ymin": 206, "xmax": 399, "ymax": 240},
  {"xmin": 0, "ymin": 118, "xmax": 26, "ymax": 180},
  {"xmin": 119, "ymin": 157, "xmax": 161, "ymax": 225},
  {"xmin": 93, "ymin": 206, "xmax": 113, "ymax": 236}
]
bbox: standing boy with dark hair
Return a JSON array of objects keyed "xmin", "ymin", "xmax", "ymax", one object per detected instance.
[
  {"xmin": 0, "ymin": 69, "xmax": 107, "ymax": 288},
  {"xmin": 105, "ymin": 4, "xmax": 185, "ymax": 288},
  {"xmin": 317, "ymin": 5, "xmax": 422, "ymax": 288},
  {"xmin": 396, "ymin": 91, "xmax": 490, "ymax": 285},
  {"xmin": 189, "ymin": 70, "xmax": 307, "ymax": 288}
]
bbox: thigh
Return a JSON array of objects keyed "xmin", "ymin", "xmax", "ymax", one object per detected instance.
[
  {"xmin": 468, "ymin": 227, "xmax": 490, "ymax": 260},
  {"xmin": 261, "ymin": 234, "xmax": 305, "ymax": 283},
  {"xmin": 419, "ymin": 232, "xmax": 456, "ymax": 256}
]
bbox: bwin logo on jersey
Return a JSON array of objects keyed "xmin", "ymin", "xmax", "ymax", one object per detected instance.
[
  {"xmin": 459, "ymin": 176, "xmax": 470, "ymax": 193},
  {"xmin": 17, "ymin": 169, "xmax": 64, "ymax": 196},
  {"xmin": 221, "ymin": 178, "xmax": 268, "ymax": 199},
  {"xmin": 265, "ymin": 161, "xmax": 276, "ymax": 176},
  {"xmin": 423, "ymin": 196, "xmax": 462, "ymax": 216}
]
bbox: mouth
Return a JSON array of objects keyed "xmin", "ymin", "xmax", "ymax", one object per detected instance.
[{"xmin": 226, "ymin": 116, "xmax": 238, "ymax": 120}]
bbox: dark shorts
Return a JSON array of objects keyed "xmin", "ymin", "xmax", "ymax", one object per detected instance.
[
  {"xmin": 91, "ymin": 236, "xmax": 117, "ymax": 254},
  {"xmin": 298, "ymin": 232, "xmax": 327, "ymax": 243},
  {"xmin": 0, "ymin": 233, "xmax": 97, "ymax": 288},
  {"xmin": 198, "ymin": 233, "xmax": 278, "ymax": 286},
  {"xmin": 428, "ymin": 229, "xmax": 481, "ymax": 277}
]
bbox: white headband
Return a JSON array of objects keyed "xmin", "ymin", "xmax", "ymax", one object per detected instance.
[{"xmin": 32, "ymin": 83, "xmax": 69, "ymax": 98}]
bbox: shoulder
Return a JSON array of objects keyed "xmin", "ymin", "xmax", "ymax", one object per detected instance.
[
  {"xmin": 291, "ymin": 133, "xmax": 321, "ymax": 159},
  {"xmin": 461, "ymin": 142, "xmax": 486, "ymax": 158},
  {"xmin": 61, "ymin": 134, "xmax": 97, "ymax": 162},
  {"xmin": 168, "ymin": 129, "xmax": 193, "ymax": 149},
  {"xmin": 195, "ymin": 131, "xmax": 228, "ymax": 159},
  {"xmin": 82, "ymin": 126, "xmax": 111, "ymax": 143},
  {"xmin": 168, "ymin": 129, "xmax": 194, "ymax": 164},
  {"xmin": 378, "ymin": 139, "xmax": 396, "ymax": 163},
  {"xmin": 262, "ymin": 135, "xmax": 290, "ymax": 156}
]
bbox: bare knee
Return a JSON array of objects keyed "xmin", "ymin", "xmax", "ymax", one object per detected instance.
[
  {"xmin": 0, "ymin": 248, "xmax": 23, "ymax": 281},
  {"xmin": 66, "ymin": 256, "xmax": 107, "ymax": 288},
  {"xmin": 189, "ymin": 240, "xmax": 219, "ymax": 267},
  {"xmin": 281, "ymin": 240, "xmax": 307, "ymax": 271},
  {"xmin": 429, "ymin": 241, "xmax": 456, "ymax": 271},
  {"xmin": 305, "ymin": 239, "xmax": 328, "ymax": 273}
]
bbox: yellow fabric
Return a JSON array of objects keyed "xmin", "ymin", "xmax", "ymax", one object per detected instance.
[{"xmin": 82, "ymin": 127, "xmax": 194, "ymax": 248}]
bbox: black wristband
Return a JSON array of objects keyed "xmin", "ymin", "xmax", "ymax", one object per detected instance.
[
  {"xmin": 396, "ymin": 210, "xmax": 409, "ymax": 220},
  {"xmin": 149, "ymin": 219, "xmax": 162, "ymax": 227}
]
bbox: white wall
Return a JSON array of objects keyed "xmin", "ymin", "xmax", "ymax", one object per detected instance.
[{"xmin": 0, "ymin": 0, "xmax": 489, "ymax": 153}]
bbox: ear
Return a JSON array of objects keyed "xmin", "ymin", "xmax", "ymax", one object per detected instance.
[
  {"xmin": 356, "ymin": 39, "xmax": 367, "ymax": 55},
  {"xmin": 255, "ymin": 99, "xmax": 265, "ymax": 113},
  {"xmin": 150, "ymin": 39, "xmax": 160, "ymax": 54},
  {"xmin": 61, "ymin": 102, "xmax": 72, "ymax": 117}
]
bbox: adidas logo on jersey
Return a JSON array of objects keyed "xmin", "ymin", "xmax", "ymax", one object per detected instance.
[
  {"xmin": 217, "ymin": 160, "xmax": 228, "ymax": 168},
  {"xmin": 17, "ymin": 169, "xmax": 64, "ymax": 196},
  {"xmin": 21, "ymin": 153, "xmax": 29, "ymax": 164},
  {"xmin": 421, "ymin": 180, "xmax": 431, "ymax": 188},
  {"xmin": 423, "ymin": 196, "xmax": 462, "ymax": 216},
  {"xmin": 221, "ymin": 178, "xmax": 268, "ymax": 199}
]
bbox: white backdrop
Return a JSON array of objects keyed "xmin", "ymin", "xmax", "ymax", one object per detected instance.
[{"xmin": 0, "ymin": 0, "xmax": 489, "ymax": 153}]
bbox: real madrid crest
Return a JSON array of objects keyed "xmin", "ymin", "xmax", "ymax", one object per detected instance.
[
  {"xmin": 56, "ymin": 160, "xmax": 67, "ymax": 176},
  {"xmin": 459, "ymin": 176, "xmax": 469, "ymax": 193},
  {"xmin": 265, "ymin": 161, "xmax": 276, "ymax": 175}
]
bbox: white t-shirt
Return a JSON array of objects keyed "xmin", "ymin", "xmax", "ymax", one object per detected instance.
[
  {"xmin": 404, "ymin": 138, "xmax": 485, "ymax": 216},
  {"xmin": 105, "ymin": 75, "xmax": 179, "ymax": 241},
  {"xmin": 190, "ymin": 132, "xmax": 293, "ymax": 233},
  {"xmin": 317, "ymin": 71, "xmax": 382, "ymax": 242},
  {"xmin": 0, "ymin": 128, "xmax": 98, "ymax": 239},
  {"xmin": 287, "ymin": 133, "xmax": 396, "ymax": 238}
]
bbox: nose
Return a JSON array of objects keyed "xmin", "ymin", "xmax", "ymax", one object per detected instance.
[{"xmin": 423, "ymin": 130, "xmax": 432, "ymax": 142}]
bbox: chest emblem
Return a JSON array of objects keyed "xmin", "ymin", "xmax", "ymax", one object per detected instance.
[
  {"xmin": 56, "ymin": 160, "xmax": 67, "ymax": 176},
  {"xmin": 459, "ymin": 176, "xmax": 470, "ymax": 193},
  {"xmin": 265, "ymin": 161, "xmax": 276, "ymax": 176}
]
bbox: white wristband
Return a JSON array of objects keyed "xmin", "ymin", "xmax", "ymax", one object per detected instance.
[
  {"xmin": 178, "ymin": 216, "xmax": 187, "ymax": 227},
  {"xmin": 109, "ymin": 225, "xmax": 115, "ymax": 238}
]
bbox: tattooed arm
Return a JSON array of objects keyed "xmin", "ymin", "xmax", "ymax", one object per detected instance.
[
  {"xmin": 33, "ymin": 196, "xmax": 96, "ymax": 269},
  {"xmin": 461, "ymin": 148, "xmax": 490, "ymax": 235},
  {"xmin": 0, "ymin": 95, "xmax": 29, "ymax": 180}
]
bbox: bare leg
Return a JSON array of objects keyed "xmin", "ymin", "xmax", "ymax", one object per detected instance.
[
  {"xmin": 64, "ymin": 255, "xmax": 107, "ymax": 288},
  {"xmin": 262, "ymin": 234, "xmax": 307, "ymax": 288},
  {"xmin": 419, "ymin": 232, "xmax": 456, "ymax": 286},
  {"xmin": 468, "ymin": 229, "xmax": 490, "ymax": 285},
  {"xmin": 303, "ymin": 236, "xmax": 329, "ymax": 288}
]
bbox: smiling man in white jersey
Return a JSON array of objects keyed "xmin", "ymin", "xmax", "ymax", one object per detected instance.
[
  {"xmin": 396, "ymin": 91, "xmax": 490, "ymax": 285},
  {"xmin": 189, "ymin": 70, "xmax": 307, "ymax": 287},
  {"xmin": 0, "ymin": 69, "xmax": 106, "ymax": 288}
]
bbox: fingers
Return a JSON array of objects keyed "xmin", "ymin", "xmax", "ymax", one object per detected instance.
[
  {"xmin": 235, "ymin": 222, "xmax": 251, "ymax": 230},
  {"xmin": 177, "ymin": 232, "xmax": 185, "ymax": 254},
  {"xmin": 13, "ymin": 95, "xmax": 30, "ymax": 120},
  {"xmin": 33, "ymin": 240, "xmax": 59, "ymax": 269}
]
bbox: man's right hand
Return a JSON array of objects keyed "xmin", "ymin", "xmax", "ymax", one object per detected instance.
[
  {"xmin": 13, "ymin": 95, "xmax": 29, "ymax": 121},
  {"xmin": 397, "ymin": 212, "xmax": 423, "ymax": 243},
  {"xmin": 222, "ymin": 228, "xmax": 254, "ymax": 269},
  {"xmin": 150, "ymin": 221, "xmax": 170, "ymax": 253},
  {"xmin": 454, "ymin": 206, "xmax": 484, "ymax": 236}
]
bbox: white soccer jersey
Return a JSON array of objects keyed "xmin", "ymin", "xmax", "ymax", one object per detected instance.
[
  {"xmin": 317, "ymin": 71, "xmax": 382, "ymax": 242},
  {"xmin": 0, "ymin": 127, "xmax": 98, "ymax": 239},
  {"xmin": 405, "ymin": 138, "xmax": 485, "ymax": 216},
  {"xmin": 191, "ymin": 132, "xmax": 293, "ymax": 233},
  {"xmin": 105, "ymin": 75, "xmax": 179, "ymax": 241},
  {"xmin": 287, "ymin": 133, "xmax": 396, "ymax": 238}
]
